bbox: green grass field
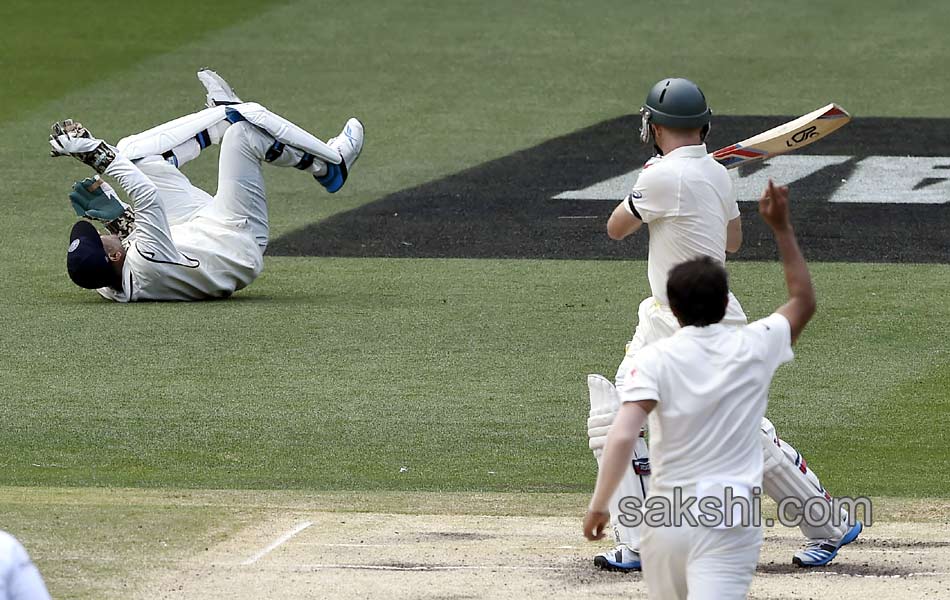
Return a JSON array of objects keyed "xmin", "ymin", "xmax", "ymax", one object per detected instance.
[{"xmin": 1, "ymin": 1, "xmax": 949, "ymax": 597}]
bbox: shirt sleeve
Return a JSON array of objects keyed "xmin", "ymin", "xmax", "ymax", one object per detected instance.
[
  {"xmin": 625, "ymin": 163, "xmax": 679, "ymax": 223},
  {"xmin": 747, "ymin": 313, "xmax": 795, "ymax": 372},
  {"xmin": 617, "ymin": 345, "xmax": 662, "ymax": 404},
  {"xmin": 103, "ymin": 154, "xmax": 181, "ymax": 263}
]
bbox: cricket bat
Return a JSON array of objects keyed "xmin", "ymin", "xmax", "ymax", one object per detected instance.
[{"xmin": 711, "ymin": 103, "xmax": 851, "ymax": 169}]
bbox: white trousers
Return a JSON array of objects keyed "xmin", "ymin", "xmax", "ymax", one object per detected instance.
[
  {"xmin": 134, "ymin": 121, "xmax": 320, "ymax": 252},
  {"xmin": 642, "ymin": 522, "xmax": 762, "ymax": 600}
]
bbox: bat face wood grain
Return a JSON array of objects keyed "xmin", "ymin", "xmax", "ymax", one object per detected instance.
[{"xmin": 711, "ymin": 104, "xmax": 851, "ymax": 169}]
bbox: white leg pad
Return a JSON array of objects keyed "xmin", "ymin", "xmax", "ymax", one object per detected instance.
[
  {"xmin": 117, "ymin": 107, "xmax": 229, "ymax": 160},
  {"xmin": 588, "ymin": 374, "xmax": 650, "ymax": 551},
  {"xmin": 228, "ymin": 102, "xmax": 341, "ymax": 165},
  {"xmin": 760, "ymin": 417, "xmax": 850, "ymax": 540}
]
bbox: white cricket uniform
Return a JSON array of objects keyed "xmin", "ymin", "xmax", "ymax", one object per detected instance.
[
  {"xmin": 0, "ymin": 532, "xmax": 51, "ymax": 600},
  {"xmin": 96, "ymin": 122, "xmax": 279, "ymax": 302},
  {"xmin": 615, "ymin": 144, "xmax": 746, "ymax": 387},
  {"xmin": 600, "ymin": 143, "xmax": 746, "ymax": 555},
  {"xmin": 619, "ymin": 313, "xmax": 794, "ymax": 600},
  {"xmin": 597, "ymin": 146, "xmax": 850, "ymax": 563}
]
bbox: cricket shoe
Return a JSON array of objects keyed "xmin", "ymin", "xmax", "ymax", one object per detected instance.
[
  {"xmin": 317, "ymin": 117, "xmax": 364, "ymax": 193},
  {"xmin": 792, "ymin": 520, "xmax": 863, "ymax": 567},
  {"xmin": 593, "ymin": 545, "xmax": 642, "ymax": 572},
  {"xmin": 197, "ymin": 68, "xmax": 242, "ymax": 107}
]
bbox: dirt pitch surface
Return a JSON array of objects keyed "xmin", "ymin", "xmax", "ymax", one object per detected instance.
[{"xmin": 138, "ymin": 493, "xmax": 949, "ymax": 600}]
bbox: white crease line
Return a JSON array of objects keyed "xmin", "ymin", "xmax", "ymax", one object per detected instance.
[
  {"xmin": 558, "ymin": 215, "xmax": 600, "ymax": 219},
  {"xmin": 851, "ymin": 548, "xmax": 928, "ymax": 554},
  {"xmin": 802, "ymin": 571, "xmax": 949, "ymax": 579},
  {"xmin": 290, "ymin": 564, "xmax": 562, "ymax": 572},
  {"xmin": 242, "ymin": 521, "xmax": 313, "ymax": 565},
  {"xmin": 313, "ymin": 543, "xmax": 398, "ymax": 548}
]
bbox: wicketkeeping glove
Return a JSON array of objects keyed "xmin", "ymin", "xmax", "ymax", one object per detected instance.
[
  {"xmin": 70, "ymin": 178, "xmax": 125, "ymax": 221},
  {"xmin": 49, "ymin": 119, "xmax": 116, "ymax": 173}
]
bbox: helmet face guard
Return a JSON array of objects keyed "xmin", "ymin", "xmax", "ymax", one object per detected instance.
[{"xmin": 638, "ymin": 106, "xmax": 653, "ymax": 144}]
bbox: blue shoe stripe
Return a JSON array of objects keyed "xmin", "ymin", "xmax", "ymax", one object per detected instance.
[
  {"xmin": 840, "ymin": 521, "xmax": 863, "ymax": 546},
  {"xmin": 605, "ymin": 559, "xmax": 642, "ymax": 569},
  {"xmin": 316, "ymin": 162, "xmax": 347, "ymax": 193}
]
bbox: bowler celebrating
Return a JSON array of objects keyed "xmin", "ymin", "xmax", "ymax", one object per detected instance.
[
  {"xmin": 585, "ymin": 181, "xmax": 816, "ymax": 599},
  {"xmin": 51, "ymin": 69, "xmax": 363, "ymax": 302}
]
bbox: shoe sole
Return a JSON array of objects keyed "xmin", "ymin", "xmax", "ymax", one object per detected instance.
[
  {"xmin": 593, "ymin": 555, "xmax": 641, "ymax": 573},
  {"xmin": 197, "ymin": 70, "xmax": 241, "ymax": 106},
  {"xmin": 792, "ymin": 521, "xmax": 863, "ymax": 568}
]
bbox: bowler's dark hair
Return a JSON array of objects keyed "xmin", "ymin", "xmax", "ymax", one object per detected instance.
[{"xmin": 666, "ymin": 256, "xmax": 729, "ymax": 327}]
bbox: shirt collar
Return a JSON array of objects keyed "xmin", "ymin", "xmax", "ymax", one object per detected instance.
[
  {"xmin": 678, "ymin": 322, "xmax": 729, "ymax": 337},
  {"xmin": 664, "ymin": 144, "xmax": 708, "ymax": 159}
]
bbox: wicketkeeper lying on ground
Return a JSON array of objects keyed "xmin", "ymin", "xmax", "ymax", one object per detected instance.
[{"xmin": 50, "ymin": 69, "xmax": 363, "ymax": 302}]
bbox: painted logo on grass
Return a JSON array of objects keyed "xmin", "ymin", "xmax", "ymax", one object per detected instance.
[{"xmin": 269, "ymin": 115, "xmax": 950, "ymax": 262}]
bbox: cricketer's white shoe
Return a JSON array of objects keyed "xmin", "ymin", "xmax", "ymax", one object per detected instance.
[
  {"xmin": 197, "ymin": 68, "xmax": 242, "ymax": 107},
  {"xmin": 593, "ymin": 545, "xmax": 641, "ymax": 573},
  {"xmin": 317, "ymin": 118, "xmax": 364, "ymax": 193},
  {"xmin": 793, "ymin": 520, "xmax": 863, "ymax": 567}
]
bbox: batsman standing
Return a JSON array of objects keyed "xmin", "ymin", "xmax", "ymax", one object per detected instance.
[
  {"xmin": 51, "ymin": 69, "xmax": 363, "ymax": 301},
  {"xmin": 585, "ymin": 78, "xmax": 861, "ymax": 572}
]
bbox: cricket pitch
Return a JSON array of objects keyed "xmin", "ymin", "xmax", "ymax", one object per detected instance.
[{"xmin": 8, "ymin": 488, "xmax": 944, "ymax": 599}]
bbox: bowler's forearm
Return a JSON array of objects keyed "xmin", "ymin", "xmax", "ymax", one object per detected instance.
[
  {"xmin": 726, "ymin": 216, "xmax": 743, "ymax": 253},
  {"xmin": 774, "ymin": 226, "xmax": 814, "ymax": 308},
  {"xmin": 589, "ymin": 435, "xmax": 637, "ymax": 512},
  {"xmin": 589, "ymin": 403, "xmax": 649, "ymax": 512}
]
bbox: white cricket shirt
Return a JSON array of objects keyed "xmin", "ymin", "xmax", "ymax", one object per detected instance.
[
  {"xmin": 0, "ymin": 531, "xmax": 51, "ymax": 600},
  {"xmin": 626, "ymin": 144, "xmax": 743, "ymax": 321},
  {"xmin": 95, "ymin": 156, "xmax": 263, "ymax": 302},
  {"xmin": 617, "ymin": 313, "xmax": 794, "ymax": 492}
]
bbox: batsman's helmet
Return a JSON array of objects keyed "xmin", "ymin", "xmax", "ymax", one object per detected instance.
[{"xmin": 639, "ymin": 78, "xmax": 712, "ymax": 143}]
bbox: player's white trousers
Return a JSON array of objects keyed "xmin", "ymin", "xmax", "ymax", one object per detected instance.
[
  {"xmin": 593, "ymin": 296, "xmax": 850, "ymax": 552},
  {"xmin": 641, "ymin": 517, "xmax": 762, "ymax": 600},
  {"xmin": 131, "ymin": 120, "xmax": 326, "ymax": 252}
]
